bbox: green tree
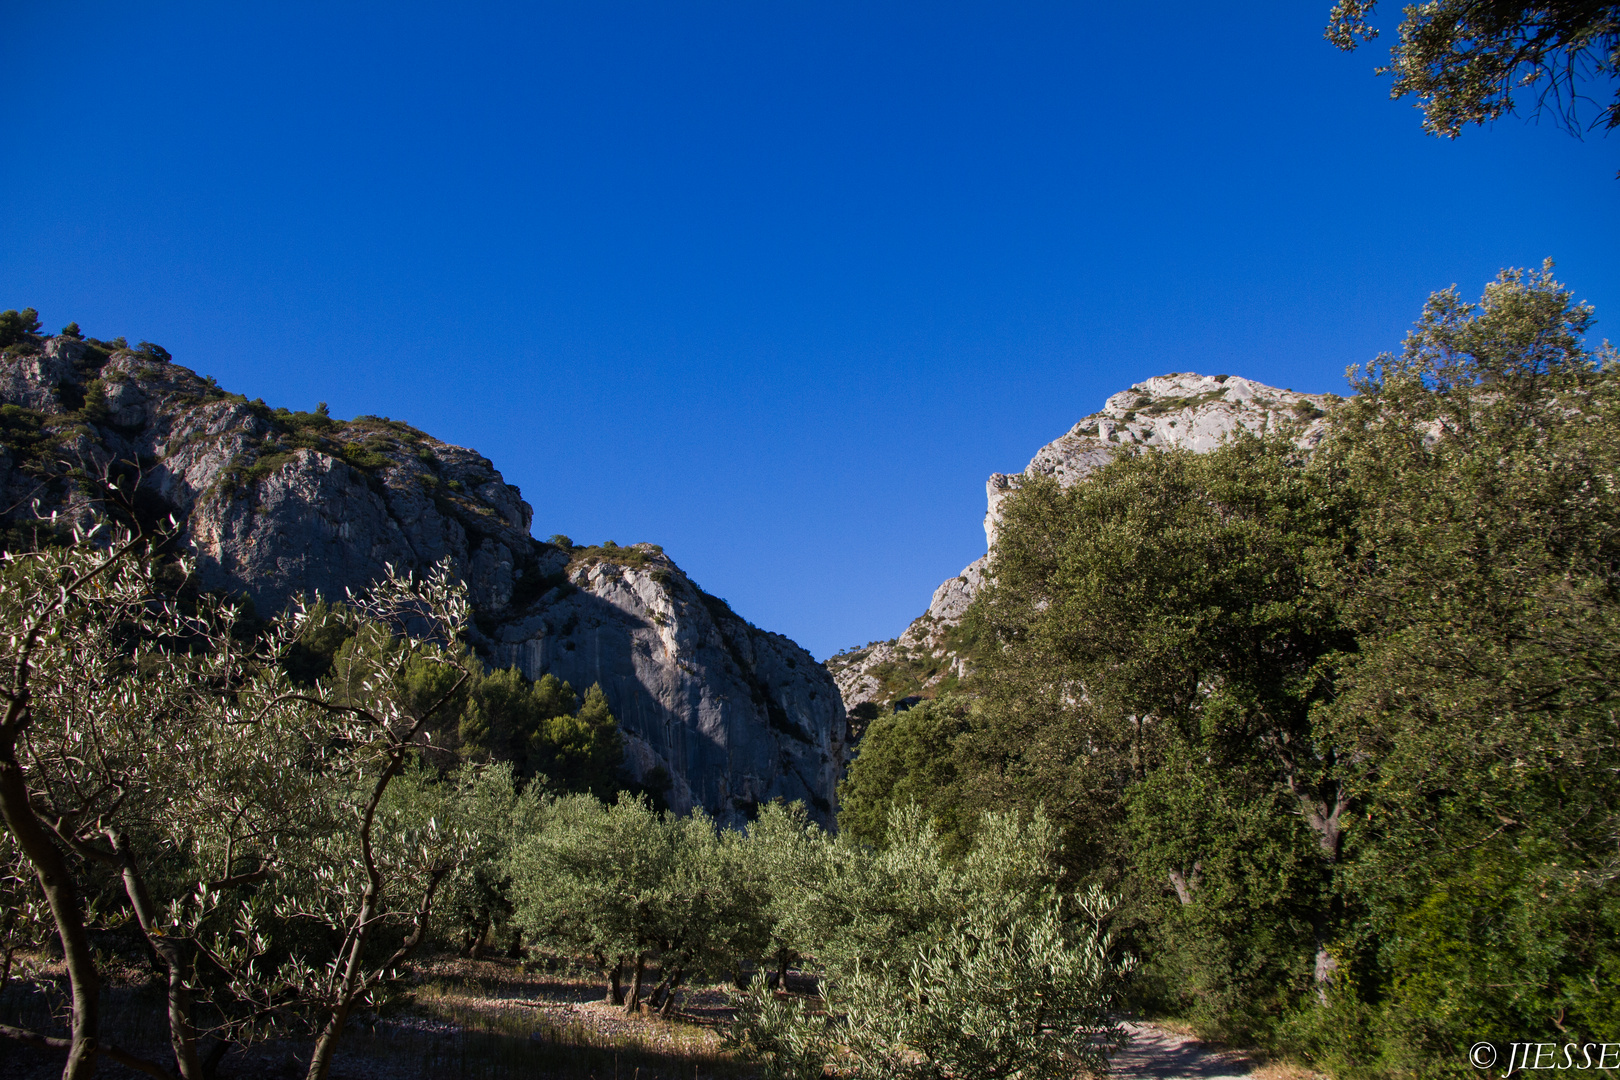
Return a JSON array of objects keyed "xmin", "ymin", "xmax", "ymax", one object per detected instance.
[
  {"xmin": 1125, "ymin": 746, "xmax": 1324, "ymax": 1041},
  {"xmin": 433, "ymin": 761, "xmax": 549, "ymax": 957},
  {"xmin": 972, "ymin": 433, "xmax": 1356, "ymax": 1029},
  {"xmin": 1309, "ymin": 262, "xmax": 1620, "ymax": 1073},
  {"xmin": 456, "ymin": 666, "xmax": 625, "ymax": 796},
  {"xmin": 0, "ymin": 524, "xmax": 485, "ymax": 1080},
  {"xmin": 510, "ymin": 791, "xmax": 773, "ymax": 1013},
  {"xmin": 457, "ymin": 665, "xmax": 557, "ymax": 763},
  {"xmin": 727, "ymin": 806, "xmax": 1132, "ymax": 1080},
  {"xmin": 531, "ymin": 682, "xmax": 625, "ymax": 797},
  {"xmin": 0, "ymin": 521, "xmax": 256, "ymax": 1079},
  {"xmin": 741, "ymin": 800, "xmax": 833, "ymax": 989},
  {"xmin": 836, "ymin": 696, "xmax": 970, "ymax": 852},
  {"xmin": 0, "ymin": 308, "xmax": 40, "ymax": 348},
  {"xmin": 1327, "ymin": 1, "xmax": 1620, "ymax": 137}
]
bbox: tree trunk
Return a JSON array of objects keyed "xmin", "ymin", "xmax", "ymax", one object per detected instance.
[
  {"xmin": 202, "ymin": 1036, "xmax": 230, "ymax": 1080},
  {"xmin": 646, "ymin": 969, "xmax": 675, "ymax": 1011},
  {"xmin": 1, "ymin": 905, "xmax": 16, "ymax": 996},
  {"xmin": 110, "ymin": 833, "xmax": 204, "ymax": 1080},
  {"xmin": 1167, "ymin": 862, "xmax": 1201, "ymax": 906},
  {"xmin": 658, "ymin": 967, "xmax": 683, "ymax": 1017},
  {"xmin": 302, "ymin": 689, "xmax": 459, "ymax": 1080},
  {"xmin": 303, "ymin": 898, "xmax": 376, "ymax": 1080},
  {"xmin": 469, "ymin": 916, "xmax": 491, "ymax": 960},
  {"xmin": 624, "ymin": 954, "xmax": 645, "ymax": 1014},
  {"xmin": 1281, "ymin": 764, "xmax": 1351, "ymax": 996},
  {"xmin": 1313, "ymin": 940, "xmax": 1339, "ymax": 1002},
  {"xmin": 0, "ymin": 728, "xmax": 100, "ymax": 1080},
  {"xmin": 304, "ymin": 865, "xmax": 446, "ymax": 1080}
]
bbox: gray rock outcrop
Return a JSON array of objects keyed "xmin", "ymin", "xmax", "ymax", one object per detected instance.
[
  {"xmin": 0, "ymin": 334, "xmax": 849, "ymax": 825},
  {"xmin": 827, "ymin": 372, "xmax": 1337, "ymax": 712}
]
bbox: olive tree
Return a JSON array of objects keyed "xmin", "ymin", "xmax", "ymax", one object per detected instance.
[
  {"xmin": 728, "ymin": 806, "xmax": 1132, "ymax": 1080},
  {"xmin": 0, "ymin": 516, "xmax": 487, "ymax": 1080},
  {"xmin": 0, "ymin": 520, "xmax": 273, "ymax": 1079},
  {"xmin": 739, "ymin": 799, "xmax": 833, "ymax": 989},
  {"xmin": 508, "ymin": 793, "xmax": 771, "ymax": 1014}
]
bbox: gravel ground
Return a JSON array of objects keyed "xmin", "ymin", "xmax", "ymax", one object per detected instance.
[{"xmin": 1110, "ymin": 1022, "xmax": 1327, "ymax": 1080}]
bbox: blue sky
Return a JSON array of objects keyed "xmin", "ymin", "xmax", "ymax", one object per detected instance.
[{"xmin": 3, "ymin": 2, "xmax": 1616, "ymax": 660}]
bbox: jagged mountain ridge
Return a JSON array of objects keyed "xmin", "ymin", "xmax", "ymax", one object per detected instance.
[
  {"xmin": 0, "ymin": 333, "xmax": 849, "ymax": 824},
  {"xmin": 827, "ymin": 372, "xmax": 1337, "ymax": 712}
]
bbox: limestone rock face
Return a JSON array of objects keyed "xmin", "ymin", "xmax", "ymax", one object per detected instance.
[
  {"xmin": 487, "ymin": 552, "xmax": 847, "ymax": 820},
  {"xmin": 0, "ymin": 337, "xmax": 848, "ymax": 826},
  {"xmin": 828, "ymin": 372, "xmax": 1337, "ymax": 713},
  {"xmin": 983, "ymin": 373, "xmax": 1332, "ymax": 547}
]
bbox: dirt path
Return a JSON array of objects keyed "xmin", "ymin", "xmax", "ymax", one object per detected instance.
[{"xmin": 1110, "ymin": 1022, "xmax": 1265, "ymax": 1079}]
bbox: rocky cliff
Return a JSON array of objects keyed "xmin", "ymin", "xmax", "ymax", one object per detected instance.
[
  {"xmin": 827, "ymin": 372, "xmax": 1337, "ymax": 712},
  {"xmin": 0, "ymin": 331, "xmax": 848, "ymax": 825}
]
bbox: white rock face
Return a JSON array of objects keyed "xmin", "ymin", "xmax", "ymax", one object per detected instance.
[
  {"xmin": 488, "ymin": 553, "xmax": 848, "ymax": 822},
  {"xmin": 0, "ymin": 338, "xmax": 850, "ymax": 826},
  {"xmin": 829, "ymin": 372, "xmax": 1338, "ymax": 712},
  {"xmin": 984, "ymin": 373, "xmax": 1332, "ymax": 547},
  {"xmin": 926, "ymin": 555, "xmax": 987, "ymax": 624}
]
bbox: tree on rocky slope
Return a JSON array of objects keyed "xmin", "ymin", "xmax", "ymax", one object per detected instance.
[{"xmin": 835, "ymin": 695, "xmax": 971, "ymax": 854}]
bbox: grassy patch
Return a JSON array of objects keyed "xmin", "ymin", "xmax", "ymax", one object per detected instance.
[
  {"xmin": 571, "ymin": 541, "xmax": 665, "ymax": 572},
  {"xmin": 1141, "ymin": 387, "xmax": 1229, "ymax": 415}
]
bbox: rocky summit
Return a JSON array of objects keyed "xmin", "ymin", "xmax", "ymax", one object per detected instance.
[
  {"xmin": 826, "ymin": 372, "xmax": 1337, "ymax": 713},
  {"xmin": 0, "ymin": 334, "xmax": 849, "ymax": 825}
]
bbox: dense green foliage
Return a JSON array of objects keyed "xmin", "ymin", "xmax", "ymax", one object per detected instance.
[
  {"xmin": 512, "ymin": 795, "xmax": 1135, "ymax": 1077},
  {"xmin": 836, "ymin": 697, "xmax": 971, "ymax": 852},
  {"xmin": 457, "ymin": 667, "xmax": 626, "ymax": 797},
  {"xmin": 1308, "ymin": 263, "xmax": 1620, "ymax": 1074},
  {"xmin": 838, "ymin": 264, "xmax": 1620, "ymax": 1075},
  {"xmin": 722, "ymin": 804, "xmax": 1131, "ymax": 1080},
  {"xmin": 0, "ymin": 308, "xmax": 42, "ymax": 349}
]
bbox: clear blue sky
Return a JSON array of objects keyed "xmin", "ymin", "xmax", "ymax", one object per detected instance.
[{"xmin": 3, "ymin": 2, "xmax": 1616, "ymax": 660}]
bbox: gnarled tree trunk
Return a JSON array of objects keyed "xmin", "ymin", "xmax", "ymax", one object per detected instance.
[{"xmin": 0, "ymin": 712, "xmax": 100, "ymax": 1080}]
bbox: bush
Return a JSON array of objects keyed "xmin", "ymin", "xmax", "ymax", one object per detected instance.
[{"xmin": 729, "ymin": 806, "xmax": 1133, "ymax": 1080}]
